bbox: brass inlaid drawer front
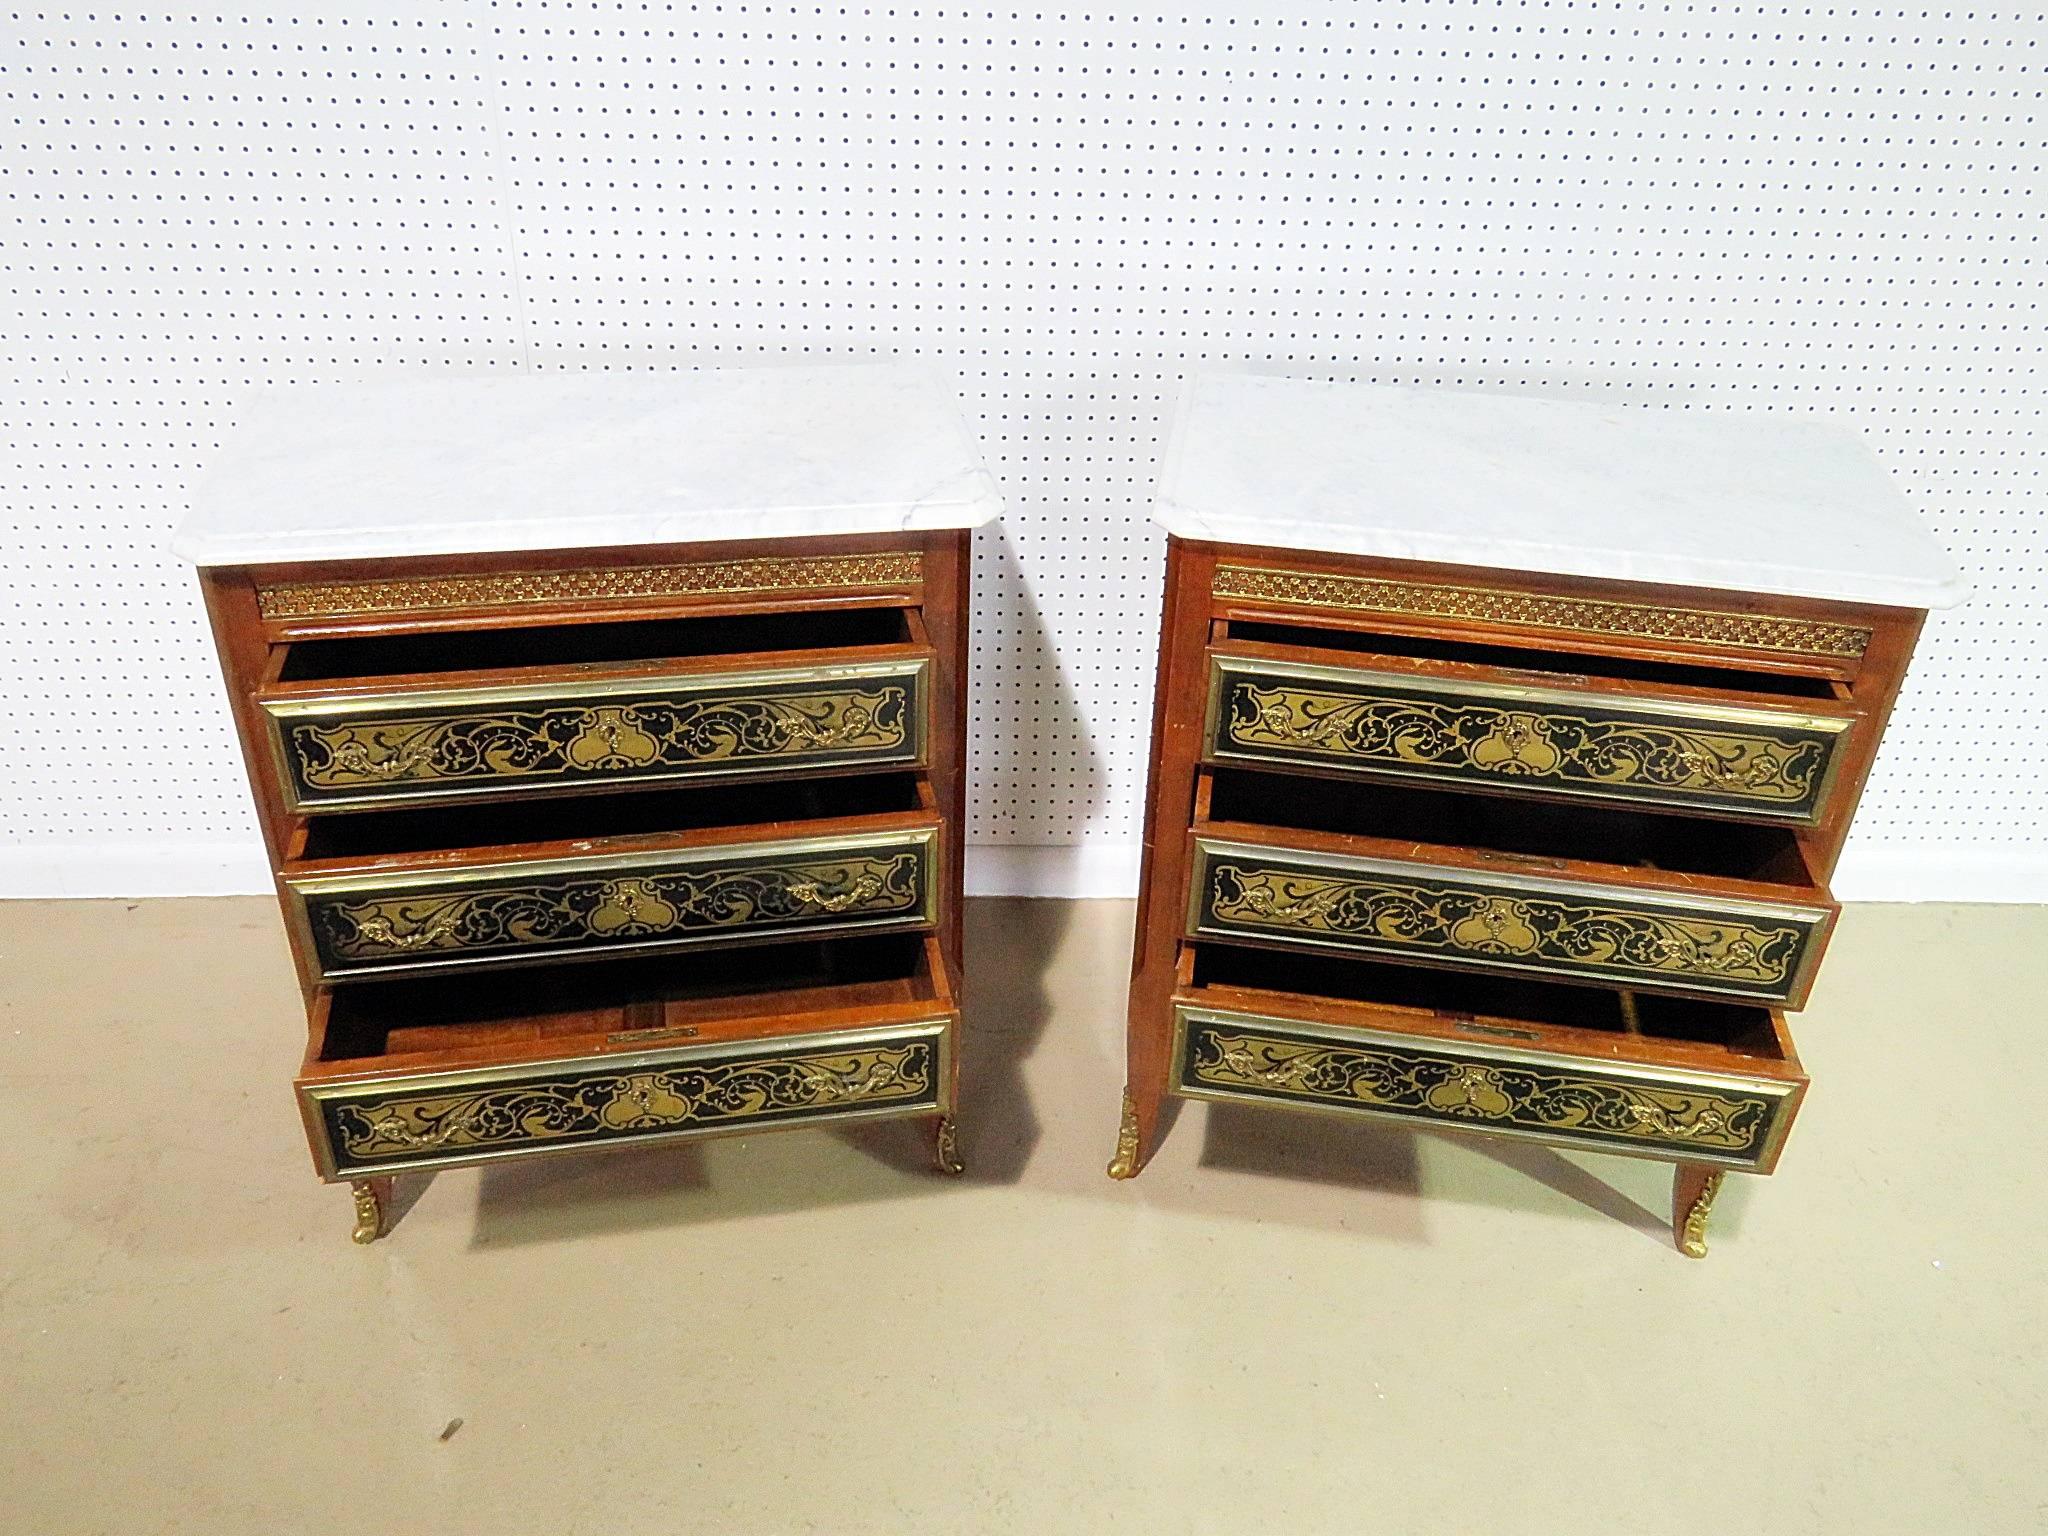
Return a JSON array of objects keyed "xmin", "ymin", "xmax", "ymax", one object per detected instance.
[
  {"xmin": 1171, "ymin": 1004, "xmax": 1798, "ymax": 1171},
  {"xmin": 290, "ymin": 829, "xmax": 939, "ymax": 982},
  {"xmin": 264, "ymin": 658, "xmax": 930, "ymax": 813},
  {"xmin": 304, "ymin": 1020, "xmax": 951, "ymax": 1178},
  {"xmin": 1188, "ymin": 838, "xmax": 1829, "ymax": 1004},
  {"xmin": 1205, "ymin": 655, "xmax": 1851, "ymax": 824},
  {"xmin": 1210, "ymin": 564, "xmax": 1872, "ymax": 660}
]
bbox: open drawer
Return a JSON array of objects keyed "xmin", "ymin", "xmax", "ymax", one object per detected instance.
[
  {"xmin": 296, "ymin": 933, "xmax": 957, "ymax": 1180},
  {"xmin": 282, "ymin": 773, "xmax": 941, "ymax": 983},
  {"xmin": 258, "ymin": 606, "xmax": 934, "ymax": 813},
  {"xmin": 1172, "ymin": 946, "xmax": 1806, "ymax": 1173},
  {"xmin": 1190, "ymin": 772, "xmax": 1836, "ymax": 1007},
  {"xmin": 1203, "ymin": 628, "xmax": 1862, "ymax": 827}
]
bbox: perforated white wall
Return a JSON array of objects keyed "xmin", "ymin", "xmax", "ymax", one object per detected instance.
[{"xmin": 3, "ymin": 4, "xmax": 2042, "ymax": 900}]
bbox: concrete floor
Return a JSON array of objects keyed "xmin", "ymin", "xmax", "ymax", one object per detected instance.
[{"xmin": 2, "ymin": 897, "xmax": 2042, "ymax": 1533}]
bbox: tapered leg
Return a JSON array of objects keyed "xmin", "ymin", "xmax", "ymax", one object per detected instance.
[
  {"xmin": 1673, "ymin": 1165, "xmax": 1725, "ymax": 1259},
  {"xmin": 350, "ymin": 1177, "xmax": 392, "ymax": 1244},
  {"xmin": 1112, "ymin": 539, "xmax": 1216, "ymax": 1182},
  {"xmin": 931, "ymin": 1115, "xmax": 964, "ymax": 1176}
]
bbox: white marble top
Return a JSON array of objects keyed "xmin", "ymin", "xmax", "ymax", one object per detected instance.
[
  {"xmin": 171, "ymin": 364, "xmax": 1002, "ymax": 566},
  {"xmin": 1157, "ymin": 375, "xmax": 1968, "ymax": 609}
]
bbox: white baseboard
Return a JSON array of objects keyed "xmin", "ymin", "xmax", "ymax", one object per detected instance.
[
  {"xmin": 966, "ymin": 843, "xmax": 1141, "ymax": 898},
  {"xmin": 0, "ymin": 839, "xmax": 275, "ymax": 898},
  {"xmin": 2, "ymin": 837, "xmax": 2044, "ymax": 904}
]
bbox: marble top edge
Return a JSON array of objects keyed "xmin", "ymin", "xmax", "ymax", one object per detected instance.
[
  {"xmin": 1155, "ymin": 374, "xmax": 1969, "ymax": 610},
  {"xmin": 171, "ymin": 363, "xmax": 1003, "ymax": 567}
]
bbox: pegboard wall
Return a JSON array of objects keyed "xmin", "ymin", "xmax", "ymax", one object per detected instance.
[{"xmin": 3, "ymin": 3, "xmax": 2043, "ymax": 900}]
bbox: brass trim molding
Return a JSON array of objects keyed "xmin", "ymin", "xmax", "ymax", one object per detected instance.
[
  {"xmin": 1212, "ymin": 564, "xmax": 1871, "ymax": 659},
  {"xmin": 1189, "ymin": 837, "xmax": 1828, "ymax": 1004},
  {"xmin": 305, "ymin": 1020, "xmax": 953, "ymax": 1178},
  {"xmin": 1171, "ymin": 1004, "xmax": 1797, "ymax": 1171},
  {"xmin": 258, "ymin": 551, "xmax": 924, "ymax": 620},
  {"xmin": 1204, "ymin": 655, "xmax": 1850, "ymax": 824},
  {"xmin": 289, "ymin": 827, "xmax": 940, "ymax": 981},
  {"xmin": 264, "ymin": 658, "xmax": 930, "ymax": 812}
]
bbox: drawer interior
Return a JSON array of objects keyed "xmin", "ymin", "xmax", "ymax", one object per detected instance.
[
  {"xmin": 1187, "ymin": 944, "xmax": 1793, "ymax": 1066},
  {"xmin": 1203, "ymin": 768, "xmax": 1819, "ymax": 889},
  {"xmin": 278, "ymin": 606, "xmax": 915, "ymax": 682},
  {"xmin": 295, "ymin": 770, "xmax": 931, "ymax": 862},
  {"xmin": 313, "ymin": 932, "xmax": 949, "ymax": 1067},
  {"xmin": 1221, "ymin": 619, "xmax": 1849, "ymax": 701}
]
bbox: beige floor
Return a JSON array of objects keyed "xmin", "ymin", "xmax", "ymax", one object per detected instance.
[{"xmin": 2, "ymin": 897, "xmax": 2042, "ymax": 1533}]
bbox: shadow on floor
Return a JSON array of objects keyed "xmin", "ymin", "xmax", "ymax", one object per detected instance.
[
  {"xmin": 1189, "ymin": 1105, "xmax": 1682, "ymax": 1248},
  {"xmin": 456, "ymin": 898, "xmax": 1075, "ymax": 1248}
]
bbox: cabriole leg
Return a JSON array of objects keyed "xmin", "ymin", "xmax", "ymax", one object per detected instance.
[{"xmin": 1673, "ymin": 1165, "xmax": 1725, "ymax": 1259}]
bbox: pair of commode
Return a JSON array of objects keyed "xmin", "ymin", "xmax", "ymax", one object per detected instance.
[{"xmin": 172, "ymin": 365, "xmax": 1965, "ymax": 1258}]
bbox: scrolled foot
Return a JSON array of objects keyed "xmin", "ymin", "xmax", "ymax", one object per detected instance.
[
  {"xmin": 350, "ymin": 1178, "xmax": 389, "ymax": 1244},
  {"xmin": 1675, "ymin": 1167, "xmax": 1725, "ymax": 1259},
  {"xmin": 1106, "ymin": 1090, "xmax": 1143, "ymax": 1180},
  {"xmin": 932, "ymin": 1115, "xmax": 964, "ymax": 1176}
]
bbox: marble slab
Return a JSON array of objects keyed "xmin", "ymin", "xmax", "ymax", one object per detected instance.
[
  {"xmin": 171, "ymin": 364, "xmax": 1002, "ymax": 566},
  {"xmin": 1157, "ymin": 374, "xmax": 1968, "ymax": 609}
]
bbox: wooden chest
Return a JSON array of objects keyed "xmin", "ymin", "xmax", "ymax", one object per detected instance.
[
  {"xmin": 174, "ymin": 367, "xmax": 997, "ymax": 1240},
  {"xmin": 1113, "ymin": 377, "xmax": 1966, "ymax": 1257}
]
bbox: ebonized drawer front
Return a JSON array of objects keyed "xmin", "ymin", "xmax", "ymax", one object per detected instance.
[
  {"xmin": 1170, "ymin": 1003, "xmax": 1800, "ymax": 1172},
  {"xmin": 303, "ymin": 1019, "xmax": 952, "ymax": 1178},
  {"xmin": 262, "ymin": 656, "xmax": 930, "ymax": 813},
  {"xmin": 288, "ymin": 827, "xmax": 939, "ymax": 982},
  {"xmin": 1188, "ymin": 837, "xmax": 1830, "ymax": 1005},
  {"xmin": 1203, "ymin": 654, "xmax": 1852, "ymax": 825}
]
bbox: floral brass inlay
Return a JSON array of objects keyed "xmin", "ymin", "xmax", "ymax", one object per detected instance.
[
  {"xmin": 1202, "ymin": 858, "xmax": 1812, "ymax": 996},
  {"xmin": 311, "ymin": 853, "xmax": 926, "ymax": 971},
  {"xmin": 258, "ymin": 552, "xmax": 923, "ymax": 621},
  {"xmin": 289, "ymin": 685, "xmax": 911, "ymax": 797},
  {"xmin": 1224, "ymin": 678, "xmax": 1832, "ymax": 816},
  {"xmin": 1211, "ymin": 564, "xmax": 1870, "ymax": 659},
  {"xmin": 1182, "ymin": 1025, "xmax": 1773, "ymax": 1161},
  {"xmin": 330, "ymin": 1043, "xmax": 936, "ymax": 1167}
]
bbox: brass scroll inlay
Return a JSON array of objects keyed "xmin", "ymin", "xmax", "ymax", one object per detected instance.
[
  {"xmin": 333, "ymin": 1044, "xmax": 934, "ymax": 1164},
  {"xmin": 1212, "ymin": 564, "xmax": 1870, "ymax": 659},
  {"xmin": 1222, "ymin": 676, "xmax": 1834, "ymax": 817},
  {"xmin": 1197, "ymin": 847, "xmax": 1818, "ymax": 999},
  {"xmin": 258, "ymin": 552, "xmax": 922, "ymax": 620},
  {"xmin": 291, "ymin": 686, "xmax": 908, "ymax": 794},
  {"xmin": 1182, "ymin": 1025, "xmax": 1774, "ymax": 1163},
  {"xmin": 316, "ymin": 855, "xmax": 924, "ymax": 967}
]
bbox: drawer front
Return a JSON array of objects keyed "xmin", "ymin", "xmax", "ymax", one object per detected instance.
[
  {"xmin": 263, "ymin": 657, "xmax": 930, "ymax": 813},
  {"xmin": 1172, "ymin": 1003, "xmax": 1799, "ymax": 1171},
  {"xmin": 1204, "ymin": 654, "xmax": 1852, "ymax": 825},
  {"xmin": 304, "ymin": 1019, "xmax": 952, "ymax": 1178},
  {"xmin": 1189, "ymin": 837, "xmax": 1829, "ymax": 1004},
  {"xmin": 289, "ymin": 828, "xmax": 939, "ymax": 982}
]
